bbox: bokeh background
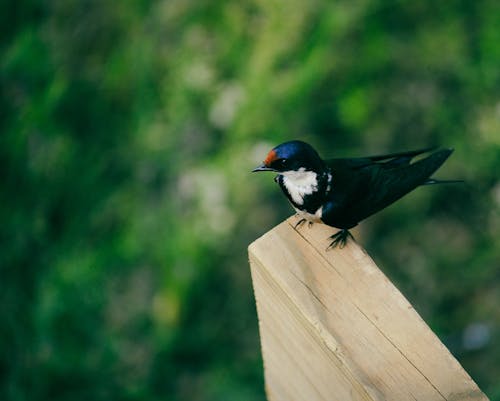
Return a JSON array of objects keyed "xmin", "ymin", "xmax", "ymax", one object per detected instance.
[{"xmin": 1, "ymin": 0, "xmax": 499, "ymax": 400}]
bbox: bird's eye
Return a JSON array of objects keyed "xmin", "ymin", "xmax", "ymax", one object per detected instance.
[{"xmin": 280, "ymin": 159, "xmax": 287, "ymax": 165}]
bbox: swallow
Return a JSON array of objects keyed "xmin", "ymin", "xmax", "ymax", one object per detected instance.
[{"xmin": 252, "ymin": 140, "xmax": 460, "ymax": 249}]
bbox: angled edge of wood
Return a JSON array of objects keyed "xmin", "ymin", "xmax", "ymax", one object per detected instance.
[{"xmin": 248, "ymin": 216, "xmax": 488, "ymax": 401}]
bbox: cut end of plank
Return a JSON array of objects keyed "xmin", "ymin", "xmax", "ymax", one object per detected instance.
[{"xmin": 248, "ymin": 216, "xmax": 488, "ymax": 401}]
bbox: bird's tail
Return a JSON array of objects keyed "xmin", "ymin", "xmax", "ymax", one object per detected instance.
[{"xmin": 410, "ymin": 148, "xmax": 456, "ymax": 184}]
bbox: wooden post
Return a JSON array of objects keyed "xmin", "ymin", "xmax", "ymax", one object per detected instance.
[{"xmin": 248, "ymin": 217, "xmax": 488, "ymax": 401}]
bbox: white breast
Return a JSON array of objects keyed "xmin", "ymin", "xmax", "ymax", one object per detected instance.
[{"xmin": 281, "ymin": 168, "xmax": 318, "ymax": 205}]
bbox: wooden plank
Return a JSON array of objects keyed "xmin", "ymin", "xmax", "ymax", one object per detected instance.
[{"xmin": 248, "ymin": 216, "xmax": 488, "ymax": 401}]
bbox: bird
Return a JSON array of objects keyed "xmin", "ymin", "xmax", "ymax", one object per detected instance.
[{"xmin": 252, "ymin": 140, "xmax": 460, "ymax": 249}]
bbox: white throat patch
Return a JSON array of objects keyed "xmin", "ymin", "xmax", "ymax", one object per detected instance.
[{"xmin": 281, "ymin": 168, "xmax": 318, "ymax": 205}]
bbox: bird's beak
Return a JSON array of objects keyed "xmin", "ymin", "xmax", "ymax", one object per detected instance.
[{"xmin": 252, "ymin": 164, "xmax": 276, "ymax": 172}]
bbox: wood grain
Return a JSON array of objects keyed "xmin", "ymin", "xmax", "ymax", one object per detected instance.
[{"xmin": 248, "ymin": 216, "xmax": 488, "ymax": 401}]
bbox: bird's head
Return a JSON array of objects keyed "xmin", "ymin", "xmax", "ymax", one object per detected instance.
[{"xmin": 252, "ymin": 140, "xmax": 325, "ymax": 174}]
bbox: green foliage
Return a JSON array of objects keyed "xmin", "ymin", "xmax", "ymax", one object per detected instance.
[{"xmin": 1, "ymin": 0, "xmax": 499, "ymax": 400}]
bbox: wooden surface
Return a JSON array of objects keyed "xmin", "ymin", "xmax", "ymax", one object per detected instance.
[{"xmin": 248, "ymin": 216, "xmax": 488, "ymax": 401}]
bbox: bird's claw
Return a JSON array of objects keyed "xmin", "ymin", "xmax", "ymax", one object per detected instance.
[
  {"xmin": 294, "ymin": 217, "xmax": 315, "ymax": 229},
  {"xmin": 294, "ymin": 218, "xmax": 307, "ymax": 229},
  {"xmin": 326, "ymin": 229, "xmax": 354, "ymax": 250}
]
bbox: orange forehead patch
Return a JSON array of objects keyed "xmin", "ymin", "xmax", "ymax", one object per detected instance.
[{"xmin": 264, "ymin": 149, "xmax": 278, "ymax": 166}]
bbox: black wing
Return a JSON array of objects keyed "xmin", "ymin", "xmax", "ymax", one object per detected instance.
[
  {"xmin": 325, "ymin": 146, "xmax": 437, "ymax": 169},
  {"xmin": 321, "ymin": 148, "xmax": 453, "ymax": 229}
]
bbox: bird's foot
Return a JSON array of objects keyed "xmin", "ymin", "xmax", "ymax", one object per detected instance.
[
  {"xmin": 294, "ymin": 218, "xmax": 307, "ymax": 229},
  {"xmin": 326, "ymin": 229, "xmax": 354, "ymax": 250},
  {"xmin": 294, "ymin": 217, "xmax": 315, "ymax": 229}
]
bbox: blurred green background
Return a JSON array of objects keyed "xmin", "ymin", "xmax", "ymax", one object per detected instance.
[{"xmin": 1, "ymin": 0, "xmax": 499, "ymax": 400}]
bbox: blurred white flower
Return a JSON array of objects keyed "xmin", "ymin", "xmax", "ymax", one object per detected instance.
[
  {"xmin": 185, "ymin": 61, "xmax": 214, "ymax": 90},
  {"xmin": 462, "ymin": 322, "xmax": 491, "ymax": 351},
  {"xmin": 209, "ymin": 83, "xmax": 245, "ymax": 129},
  {"xmin": 177, "ymin": 169, "xmax": 235, "ymax": 236}
]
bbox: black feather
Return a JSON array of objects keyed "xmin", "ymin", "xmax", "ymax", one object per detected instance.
[{"xmin": 321, "ymin": 148, "xmax": 454, "ymax": 229}]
